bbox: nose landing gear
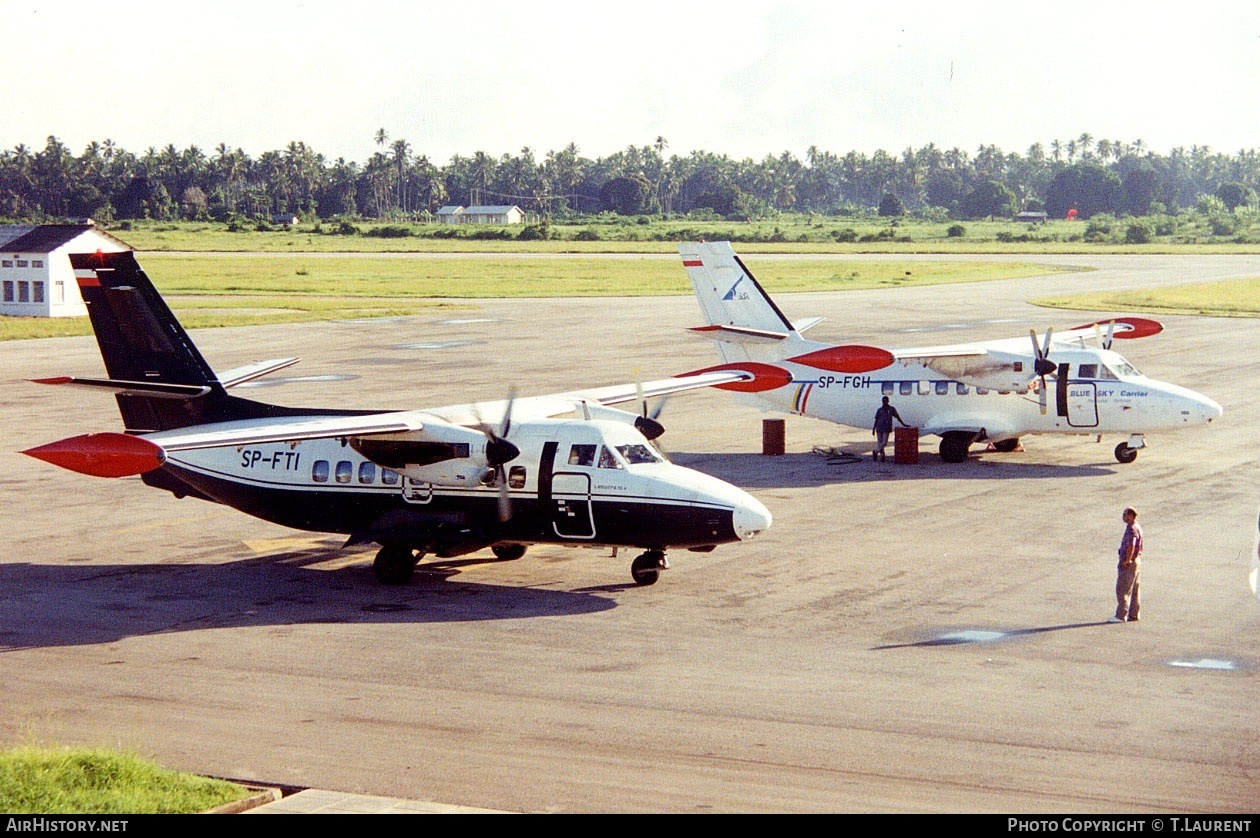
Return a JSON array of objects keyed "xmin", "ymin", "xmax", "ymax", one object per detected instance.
[{"xmin": 631, "ymin": 550, "xmax": 669, "ymax": 586}]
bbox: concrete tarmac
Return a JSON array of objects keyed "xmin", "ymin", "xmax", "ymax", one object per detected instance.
[{"xmin": 1, "ymin": 253, "xmax": 1257, "ymax": 813}]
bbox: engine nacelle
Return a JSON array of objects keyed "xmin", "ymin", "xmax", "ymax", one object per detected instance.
[{"xmin": 399, "ymin": 460, "xmax": 496, "ymax": 487}]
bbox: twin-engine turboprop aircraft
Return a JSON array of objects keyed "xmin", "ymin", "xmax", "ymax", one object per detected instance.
[
  {"xmin": 679, "ymin": 241, "xmax": 1222, "ymax": 463},
  {"xmin": 22, "ymin": 251, "xmax": 771, "ymax": 587}
]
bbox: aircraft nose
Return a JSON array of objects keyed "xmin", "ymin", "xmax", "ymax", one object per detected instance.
[
  {"xmin": 1201, "ymin": 395, "xmax": 1224, "ymax": 423},
  {"xmin": 733, "ymin": 496, "xmax": 773, "ymax": 541}
]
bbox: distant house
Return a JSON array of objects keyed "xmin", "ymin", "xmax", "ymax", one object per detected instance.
[
  {"xmin": 0, "ymin": 223, "xmax": 133, "ymax": 317},
  {"xmin": 270, "ymin": 214, "xmax": 300, "ymax": 226},
  {"xmin": 436, "ymin": 205, "xmax": 525, "ymax": 225},
  {"xmin": 1016, "ymin": 211, "xmax": 1049, "ymax": 223},
  {"xmin": 436, "ymin": 206, "xmax": 464, "ymax": 225}
]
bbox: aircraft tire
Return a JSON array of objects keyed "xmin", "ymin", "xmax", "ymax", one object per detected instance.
[
  {"xmin": 1114, "ymin": 443, "xmax": 1139, "ymax": 464},
  {"xmin": 373, "ymin": 545, "xmax": 418, "ymax": 585},
  {"xmin": 939, "ymin": 432, "xmax": 973, "ymax": 464},
  {"xmin": 492, "ymin": 544, "xmax": 527, "ymax": 561},
  {"xmin": 631, "ymin": 551, "xmax": 664, "ymax": 586},
  {"xmin": 992, "ymin": 438, "xmax": 1021, "ymax": 453}
]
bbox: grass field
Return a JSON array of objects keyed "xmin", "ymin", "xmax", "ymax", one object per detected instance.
[
  {"xmin": 1035, "ymin": 277, "xmax": 1260, "ymax": 317},
  {"xmin": 0, "ymin": 746, "xmax": 251, "ymax": 814},
  {"xmin": 0, "ymin": 254, "xmax": 1069, "ymax": 340}
]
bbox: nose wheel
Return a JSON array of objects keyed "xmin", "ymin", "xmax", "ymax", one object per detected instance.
[
  {"xmin": 631, "ymin": 550, "xmax": 669, "ymax": 586},
  {"xmin": 1114, "ymin": 442, "xmax": 1139, "ymax": 464}
]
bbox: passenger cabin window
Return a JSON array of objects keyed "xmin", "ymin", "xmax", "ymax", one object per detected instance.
[
  {"xmin": 918, "ymin": 381, "xmax": 931, "ymax": 395},
  {"xmin": 335, "ymin": 460, "xmax": 353, "ymax": 483},
  {"xmin": 935, "ymin": 381, "xmax": 950, "ymax": 395},
  {"xmin": 899, "ymin": 381, "xmax": 913, "ymax": 396},
  {"xmin": 956, "ymin": 383, "xmax": 969, "ymax": 395},
  {"xmin": 598, "ymin": 446, "xmax": 624, "ymax": 470},
  {"xmin": 312, "ymin": 460, "xmax": 330, "ymax": 483},
  {"xmin": 568, "ymin": 444, "xmax": 596, "ymax": 467},
  {"xmin": 508, "ymin": 466, "xmax": 527, "ymax": 489},
  {"xmin": 358, "ymin": 462, "xmax": 376, "ymax": 484},
  {"xmin": 882, "ymin": 382, "xmax": 894, "ymax": 396},
  {"xmin": 976, "ymin": 387, "xmax": 989, "ymax": 395},
  {"xmin": 381, "ymin": 468, "xmax": 399, "ymax": 485}
]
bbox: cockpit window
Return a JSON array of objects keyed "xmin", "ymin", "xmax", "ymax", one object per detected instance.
[
  {"xmin": 598, "ymin": 445, "xmax": 624, "ymax": 470},
  {"xmin": 617, "ymin": 443, "xmax": 663, "ymax": 465},
  {"xmin": 1078, "ymin": 363, "xmax": 1098, "ymax": 379},
  {"xmin": 1104, "ymin": 360, "xmax": 1141, "ymax": 379}
]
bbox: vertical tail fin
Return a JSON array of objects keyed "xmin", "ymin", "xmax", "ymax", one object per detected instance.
[
  {"xmin": 678, "ymin": 241, "xmax": 808, "ymax": 364},
  {"xmin": 69, "ymin": 251, "xmax": 274, "ymax": 432}
]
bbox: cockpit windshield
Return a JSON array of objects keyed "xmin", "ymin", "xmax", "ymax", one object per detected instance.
[
  {"xmin": 617, "ymin": 443, "xmax": 664, "ymax": 465},
  {"xmin": 1105, "ymin": 359, "xmax": 1141, "ymax": 379}
]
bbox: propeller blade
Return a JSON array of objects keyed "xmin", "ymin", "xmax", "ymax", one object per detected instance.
[
  {"xmin": 1039, "ymin": 378, "xmax": 1048, "ymax": 414},
  {"xmin": 1104, "ymin": 320, "xmax": 1116, "ymax": 350},
  {"xmin": 499, "ymin": 387, "xmax": 516, "ymax": 439},
  {"xmin": 496, "ymin": 468, "xmax": 512, "ymax": 522},
  {"xmin": 1041, "ymin": 326, "xmax": 1054, "ymax": 360}
]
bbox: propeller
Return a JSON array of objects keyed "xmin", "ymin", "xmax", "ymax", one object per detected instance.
[
  {"xmin": 632, "ymin": 375, "xmax": 666, "ymax": 441},
  {"xmin": 1029, "ymin": 328, "xmax": 1056, "ymax": 414},
  {"xmin": 474, "ymin": 389, "xmax": 519, "ymax": 522}
]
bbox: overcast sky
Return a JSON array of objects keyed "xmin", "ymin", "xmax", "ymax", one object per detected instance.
[{"xmin": 5, "ymin": 1, "xmax": 1259, "ymax": 164}]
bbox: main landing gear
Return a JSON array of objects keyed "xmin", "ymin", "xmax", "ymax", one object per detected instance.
[
  {"xmin": 373, "ymin": 545, "xmax": 420, "ymax": 585},
  {"xmin": 939, "ymin": 431, "xmax": 976, "ymax": 463},
  {"xmin": 491, "ymin": 543, "xmax": 527, "ymax": 561},
  {"xmin": 631, "ymin": 550, "xmax": 669, "ymax": 586}
]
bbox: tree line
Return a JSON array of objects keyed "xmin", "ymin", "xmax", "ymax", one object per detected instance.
[{"xmin": 1, "ymin": 131, "xmax": 1257, "ymax": 225}]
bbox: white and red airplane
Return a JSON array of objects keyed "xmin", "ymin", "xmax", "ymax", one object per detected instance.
[
  {"xmin": 679, "ymin": 241, "xmax": 1222, "ymax": 464},
  {"xmin": 22, "ymin": 251, "xmax": 771, "ymax": 587}
]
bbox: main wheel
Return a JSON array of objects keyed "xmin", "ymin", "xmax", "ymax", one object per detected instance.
[
  {"xmin": 992, "ymin": 438, "xmax": 1020, "ymax": 453},
  {"xmin": 631, "ymin": 551, "xmax": 665, "ymax": 586},
  {"xmin": 492, "ymin": 543, "xmax": 527, "ymax": 561},
  {"xmin": 939, "ymin": 432, "xmax": 973, "ymax": 463},
  {"xmin": 1114, "ymin": 443, "xmax": 1139, "ymax": 464},
  {"xmin": 373, "ymin": 545, "xmax": 418, "ymax": 585}
]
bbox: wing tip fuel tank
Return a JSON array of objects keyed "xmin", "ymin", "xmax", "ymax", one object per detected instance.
[{"xmin": 22, "ymin": 432, "xmax": 166, "ymax": 478}]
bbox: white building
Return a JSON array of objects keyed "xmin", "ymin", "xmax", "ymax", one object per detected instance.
[
  {"xmin": 0, "ymin": 224, "xmax": 132, "ymax": 317},
  {"xmin": 435, "ymin": 205, "xmax": 525, "ymax": 225}
]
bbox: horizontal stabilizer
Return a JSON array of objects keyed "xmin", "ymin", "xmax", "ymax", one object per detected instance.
[
  {"xmin": 22, "ymin": 432, "xmax": 166, "ymax": 478},
  {"xmin": 217, "ymin": 357, "xmax": 301, "ymax": 388},
  {"xmin": 689, "ymin": 324, "xmax": 789, "ymax": 345},
  {"xmin": 30, "ymin": 376, "xmax": 212, "ymax": 399}
]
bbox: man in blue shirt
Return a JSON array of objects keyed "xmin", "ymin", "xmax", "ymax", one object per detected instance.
[{"xmin": 871, "ymin": 396, "xmax": 908, "ymax": 462}]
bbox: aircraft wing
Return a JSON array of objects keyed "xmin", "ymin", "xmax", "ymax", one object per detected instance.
[{"xmin": 144, "ymin": 411, "xmax": 428, "ymax": 451}]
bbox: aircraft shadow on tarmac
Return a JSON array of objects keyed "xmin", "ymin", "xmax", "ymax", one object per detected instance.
[
  {"xmin": 870, "ymin": 621, "xmax": 1106, "ymax": 650},
  {"xmin": 667, "ymin": 451, "xmax": 1118, "ymax": 489},
  {"xmin": 0, "ymin": 547, "xmax": 616, "ymax": 651}
]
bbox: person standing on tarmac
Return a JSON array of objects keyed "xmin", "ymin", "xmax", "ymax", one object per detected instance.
[
  {"xmin": 1109, "ymin": 507, "xmax": 1144, "ymax": 623},
  {"xmin": 871, "ymin": 396, "xmax": 909, "ymax": 462}
]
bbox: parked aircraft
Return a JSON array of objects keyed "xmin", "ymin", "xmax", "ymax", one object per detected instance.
[
  {"xmin": 22, "ymin": 251, "xmax": 771, "ymax": 586},
  {"xmin": 679, "ymin": 241, "xmax": 1222, "ymax": 464}
]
